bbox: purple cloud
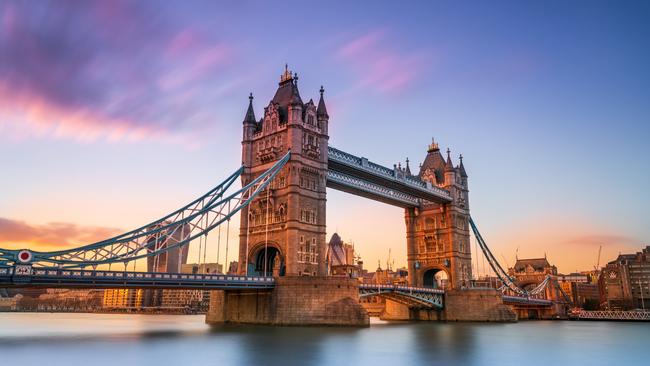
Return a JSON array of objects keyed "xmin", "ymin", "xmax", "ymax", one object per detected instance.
[
  {"xmin": 334, "ymin": 30, "xmax": 426, "ymax": 94},
  {"xmin": 0, "ymin": 0, "xmax": 235, "ymax": 145}
]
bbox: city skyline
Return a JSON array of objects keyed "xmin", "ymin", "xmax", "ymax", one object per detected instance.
[{"xmin": 1, "ymin": 0, "xmax": 649, "ymax": 274}]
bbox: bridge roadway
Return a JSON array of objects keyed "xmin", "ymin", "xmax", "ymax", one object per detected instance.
[
  {"xmin": 502, "ymin": 295, "xmax": 552, "ymax": 307},
  {"xmin": 326, "ymin": 146, "xmax": 452, "ymax": 207},
  {"xmin": 0, "ymin": 267, "xmax": 275, "ymax": 290},
  {"xmin": 0, "ymin": 266, "xmax": 443, "ymax": 309},
  {"xmin": 0, "ymin": 266, "xmax": 552, "ymax": 310}
]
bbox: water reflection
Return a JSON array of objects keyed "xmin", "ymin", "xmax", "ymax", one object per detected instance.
[{"xmin": 0, "ymin": 314, "xmax": 648, "ymax": 366}]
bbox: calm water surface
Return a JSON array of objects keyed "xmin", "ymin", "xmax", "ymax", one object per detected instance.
[{"xmin": 0, "ymin": 313, "xmax": 647, "ymax": 366}]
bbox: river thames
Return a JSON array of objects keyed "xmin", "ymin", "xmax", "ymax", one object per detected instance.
[{"xmin": 0, "ymin": 313, "xmax": 647, "ymax": 366}]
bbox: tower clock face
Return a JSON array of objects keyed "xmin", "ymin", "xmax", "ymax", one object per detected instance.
[{"xmin": 609, "ymin": 271, "xmax": 618, "ymax": 279}]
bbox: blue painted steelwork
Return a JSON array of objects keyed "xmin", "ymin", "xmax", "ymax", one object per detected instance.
[
  {"xmin": 0, "ymin": 152, "xmax": 291, "ymax": 269},
  {"xmin": 502, "ymin": 296, "xmax": 552, "ymax": 306},
  {"xmin": 326, "ymin": 170, "xmax": 421, "ymax": 208},
  {"xmin": 327, "ymin": 146, "xmax": 452, "ymax": 205},
  {"xmin": 470, "ymin": 217, "xmax": 567, "ymax": 307},
  {"xmin": 359, "ymin": 283, "xmax": 444, "ymax": 309},
  {"xmin": 469, "ymin": 217, "xmax": 530, "ymax": 296},
  {"xmin": 0, "ymin": 266, "xmax": 275, "ymax": 290}
]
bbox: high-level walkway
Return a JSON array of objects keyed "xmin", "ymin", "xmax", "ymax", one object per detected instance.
[{"xmin": 327, "ymin": 146, "xmax": 451, "ymax": 207}]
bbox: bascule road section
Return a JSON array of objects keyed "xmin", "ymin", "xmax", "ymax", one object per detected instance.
[{"xmin": 0, "ymin": 67, "xmax": 566, "ymax": 325}]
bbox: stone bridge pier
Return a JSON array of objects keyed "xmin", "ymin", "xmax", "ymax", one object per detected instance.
[
  {"xmin": 373, "ymin": 289, "xmax": 517, "ymax": 322},
  {"xmin": 206, "ymin": 277, "xmax": 369, "ymax": 326}
]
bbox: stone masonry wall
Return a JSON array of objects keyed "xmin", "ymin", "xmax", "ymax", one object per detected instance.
[
  {"xmin": 206, "ymin": 276, "xmax": 369, "ymax": 326},
  {"xmin": 443, "ymin": 289, "xmax": 517, "ymax": 322}
]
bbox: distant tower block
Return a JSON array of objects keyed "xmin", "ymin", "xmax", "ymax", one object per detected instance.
[
  {"xmin": 407, "ymin": 140, "xmax": 472, "ymax": 289},
  {"xmin": 238, "ymin": 66, "xmax": 330, "ymax": 277}
]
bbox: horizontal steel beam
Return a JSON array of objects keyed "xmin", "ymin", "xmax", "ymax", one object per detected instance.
[
  {"xmin": 327, "ymin": 146, "xmax": 452, "ymax": 204},
  {"xmin": 359, "ymin": 283, "xmax": 444, "ymax": 309},
  {"xmin": 502, "ymin": 295, "xmax": 553, "ymax": 306},
  {"xmin": 326, "ymin": 170, "xmax": 421, "ymax": 207},
  {"xmin": 0, "ymin": 267, "xmax": 275, "ymax": 290}
]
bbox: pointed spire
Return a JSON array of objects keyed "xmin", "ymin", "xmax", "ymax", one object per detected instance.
[
  {"xmin": 317, "ymin": 85, "xmax": 329, "ymax": 118},
  {"xmin": 405, "ymin": 157, "xmax": 412, "ymax": 176},
  {"xmin": 244, "ymin": 92, "xmax": 256, "ymax": 124},
  {"xmin": 445, "ymin": 148, "xmax": 454, "ymax": 172},
  {"xmin": 458, "ymin": 154, "xmax": 468, "ymax": 177},
  {"xmin": 290, "ymin": 79, "xmax": 302, "ymax": 105}
]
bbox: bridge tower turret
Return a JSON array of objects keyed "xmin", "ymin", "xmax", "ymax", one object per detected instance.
[
  {"xmin": 242, "ymin": 93, "xmax": 257, "ymax": 168},
  {"xmin": 317, "ymin": 85, "xmax": 329, "ymax": 136},
  {"xmin": 238, "ymin": 66, "xmax": 329, "ymax": 277},
  {"xmin": 407, "ymin": 140, "xmax": 473, "ymax": 289}
]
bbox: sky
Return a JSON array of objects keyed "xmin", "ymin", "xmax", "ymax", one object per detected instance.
[{"xmin": 1, "ymin": 0, "xmax": 649, "ymax": 274}]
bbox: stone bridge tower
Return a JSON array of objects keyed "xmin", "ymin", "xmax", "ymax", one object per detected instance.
[
  {"xmin": 406, "ymin": 140, "xmax": 472, "ymax": 289},
  {"xmin": 238, "ymin": 66, "xmax": 329, "ymax": 277}
]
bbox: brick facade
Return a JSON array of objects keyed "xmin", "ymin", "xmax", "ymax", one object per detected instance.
[
  {"xmin": 408, "ymin": 141, "xmax": 472, "ymax": 289},
  {"xmin": 238, "ymin": 67, "xmax": 329, "ymax": 277}
]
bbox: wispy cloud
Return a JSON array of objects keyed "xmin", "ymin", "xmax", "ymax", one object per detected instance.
[
  {"xmin": 0, "ymin": 1, "xmax": 235, "ymax": 146},
  {"xmin": 561, "ymin": 234, "xmax": 640, "ymax": 247},
  {"xmin": 333, "ymin": 30, "xmax": 426, "ymax": 94},
  {"xmin": 0, "ymin": 217, "xmax": 121, "ymax": 249}
]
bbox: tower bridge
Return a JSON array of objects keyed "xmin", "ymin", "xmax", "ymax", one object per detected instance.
[{"xmin": 0, "ymin": 66, "xmax": 566, "ymax": 325}]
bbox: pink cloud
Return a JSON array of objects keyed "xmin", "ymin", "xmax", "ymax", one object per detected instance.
[
  {"xmin": 334, "ymin": 30, "xmax": 426, "ymax": 94},
  {"xmin": 486, "ymin": 215, "xmax": 643, "ymax": 273},
  {"xmin": 158, "ymin": 43, "xmax": 232, "ymax": 91},
  {"xmin": 0, "ymin": 84, "xmax": 197, "ymax": 147},
  {"xmin": 0, "ymin": 217, "xmax": 122, "ymax": 249},
  {"xmin": 0, "ymin": 2, "xmax": 235, "ymax": 148}
]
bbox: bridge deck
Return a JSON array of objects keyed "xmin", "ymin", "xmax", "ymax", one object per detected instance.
[
  {"xmin": 0, "ymin": 267, "xmax": 275, "ymax": 290},
  {"xmin": 502, "ymin": 295, "xmax": 553, "ymax": 307},
  {"xmin": 359, "ymin": 283, "xmax": 445, "ymax": 308}
]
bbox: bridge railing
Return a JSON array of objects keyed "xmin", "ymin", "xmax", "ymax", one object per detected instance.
[
  {"xmin": 327, "ymin": 171, "xmax": 421, "ymax": 206},
  {"xmin": 576, "ymin": 310, "xmax": 650, "ymax": 321},
  {"xmin": 359, "ymin": 283, "xmax": 445, "ymax": 294},
  {"xmin": 1, "ymin": 266, "xmax": 275, "ymax": 284}
]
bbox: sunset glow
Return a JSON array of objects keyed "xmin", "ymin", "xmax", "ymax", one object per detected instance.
[{"xmin": 1, "ymin": 0, "xmax": 649, "ymax": 275}]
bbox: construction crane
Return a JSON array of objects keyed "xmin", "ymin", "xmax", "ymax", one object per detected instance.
[{"xmin": 594, "ymin": 245, "xmax": 602, "ymax": 271}]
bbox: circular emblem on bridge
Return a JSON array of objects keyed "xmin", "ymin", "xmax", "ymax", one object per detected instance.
[{"xmin": 17, "ymin": 250, "xmax": 33, "ymax": 264}]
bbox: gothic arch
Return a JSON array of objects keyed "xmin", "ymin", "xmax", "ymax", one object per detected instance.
[
  {"xmin": 421, "ymin": 266, "xmax": 450, "ymax": 289},
  {"xmin": 248, "ymin": 241, "xmax": 285, "ymax": 277}
]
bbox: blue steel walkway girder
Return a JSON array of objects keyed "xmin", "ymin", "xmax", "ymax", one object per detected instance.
[
  {"xmin": 326, "ymin": 170, "xmax": 421, "ymax": 208},
  {"xmin": 327, "ymin": 146, "xmax": 452, "ymax": 207}
]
